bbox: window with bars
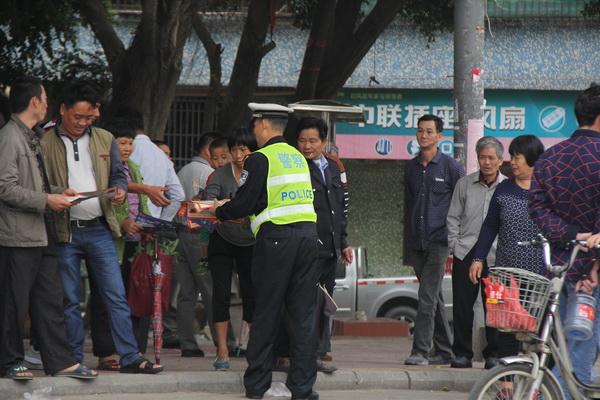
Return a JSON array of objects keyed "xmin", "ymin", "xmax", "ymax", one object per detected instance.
[{"xmin": 164, "ymin": 96, "xmax": 211, "ymax": 171}]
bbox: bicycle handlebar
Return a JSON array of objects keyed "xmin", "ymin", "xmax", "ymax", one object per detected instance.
[{"xmin": 517, "ymin": 234, "xmax": 598, "ymax": 275}]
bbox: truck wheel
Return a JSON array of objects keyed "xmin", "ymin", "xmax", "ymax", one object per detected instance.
[{"xmin": 383, "ymin": 305, "xmax": 417, "ymax": 336}]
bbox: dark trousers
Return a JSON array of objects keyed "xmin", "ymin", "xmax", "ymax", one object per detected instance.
[
  {"xmin": 317, "ymin": 257, "xmax": 336, "ymax": 355},
  {"xmin": 0, "ymin": 244, "xmax": 75, "ymax": 375},
  {"xmin": 90, "ymin": 241, "xmax": 150, "ymax": 356},
  {"xmin": 409, "ymin": 243, "xmax": 453, "ymax": 357},
  {"xmin": 451, "ymin": 252, "xmax": 499, "ymax": 360},
  {"xmin": 244, "ymin": 223, "xmax": 319, "ymax": 398},
  {"xmin": 175, "ymin": 230, "xmax": 236, "ymax": 351},
  {"xmin": 208, "ymin": 231, "xmax": 255, "ymax": 323}
]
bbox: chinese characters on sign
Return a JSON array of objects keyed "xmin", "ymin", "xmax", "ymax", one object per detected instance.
[
  {"xmin": 335, "ymin": 89, "xmax": 577, "ymax": 160},
  {"xmin": 363, "ymin": 104, "xmax": 527, "ymax": 132}
]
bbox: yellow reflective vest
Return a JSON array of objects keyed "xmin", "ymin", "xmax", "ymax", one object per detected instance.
[{"xmin": 249, "ymin": 142, "xmax": 317, "ymax": 235}]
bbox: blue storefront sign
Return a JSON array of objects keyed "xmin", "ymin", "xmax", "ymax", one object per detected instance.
[{"xmin": 335, "ymin": 89, "xmax": 578, "ymax": 160}]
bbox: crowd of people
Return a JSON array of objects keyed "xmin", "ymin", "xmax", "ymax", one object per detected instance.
[
  {"xmin": 1, "ymin": 75, "xmax": 599, "ymax": 400},
  {"xmin": 0, "ymin": 78, "xmax": 350, "ymax": 400},
  {"xmin": 405, "ymin": 84, "xmax": 600, "ymax": 398}
]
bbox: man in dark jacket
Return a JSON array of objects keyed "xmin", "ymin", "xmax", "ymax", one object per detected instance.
[{"xmin": 297, "ymin": 117, "xmax": 352, "ymax": 371}]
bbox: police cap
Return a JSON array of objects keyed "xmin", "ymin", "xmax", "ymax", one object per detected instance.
[{"xmin": 248, "ymin": 102, "xmax": 293, "ymax": 120}]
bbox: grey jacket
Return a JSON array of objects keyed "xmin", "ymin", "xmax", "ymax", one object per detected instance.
[
  {"xmin": 205, "ymin": 163, "xmax": 254, "ymax": 247},
  {"xmin": 177, "ymin": 156, "xmax": 214, "ymax": 200},
  {"xmin": 447, "ymin": 171, "xmax": 506, "ymax": 265},
  {"xmin": 0, "ymin": 115, "xmax": 60, "ymax": 247}
]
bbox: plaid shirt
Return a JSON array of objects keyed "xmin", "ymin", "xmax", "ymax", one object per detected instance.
[{"xmin": 529, "ymin": 129, "xmax": 600, "ymax": 279}]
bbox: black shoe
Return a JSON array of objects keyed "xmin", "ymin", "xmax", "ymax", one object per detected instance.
[
  {"xmin": 450, "ymin": 356, "xmax": 472, "ymax": 368},
  {"xmin": 292, "ymin": 391, "xmax": 319, "ymax": 400},
  {"xmin": 428, "ymin": 353, "xmax": 454, "ymax": 365},
  {"xmin": 316, "ymin": 359, "xmax": 337, "ymax": 374},
  {"xmin": 181, "ymin": 349, "xmax": 205, "ymax": 357},
  {"xmin": 245, "ymin": 392, "xmax": 263, "ymax": 399},
  {"xmin": 485, "ymin": 357, "xmax": 501, "ymax": 370}
]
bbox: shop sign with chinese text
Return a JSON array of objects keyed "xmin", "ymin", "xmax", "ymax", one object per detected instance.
[{"xmin": 335, "ymin": 89, "xmax": 577, "ymax": 160}]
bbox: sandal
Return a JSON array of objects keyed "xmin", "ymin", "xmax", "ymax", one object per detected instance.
[
  {"xmin": 53, "ymin": 364, "xmax": 98, "ymax": 380},
  {"xmin": 120, "ymin": 357, "xmax": 163, "ymax": 374},
  {"xmin": 5, "ymin": 363, "xmax": 34, "ymax": 380},
  {"xmin": 97, "ymin": 359, "xmax": 120, "ymax": 371}
]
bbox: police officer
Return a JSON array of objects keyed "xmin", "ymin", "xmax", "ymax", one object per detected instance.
[{"xmin": 210, "ymin": 103, "xmax": 320, "ymax": 400}]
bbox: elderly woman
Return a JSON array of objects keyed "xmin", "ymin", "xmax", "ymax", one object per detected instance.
[{"xmin": 469, "ymin": 134, "xmax": 545, "ymax": 358}]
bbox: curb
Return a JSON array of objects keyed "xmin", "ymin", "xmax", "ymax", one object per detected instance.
[{"xmin": 0, "ymin": 368, "xmax": 484, "ymax": 399}]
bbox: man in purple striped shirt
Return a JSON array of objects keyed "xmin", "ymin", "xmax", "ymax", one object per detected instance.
[{"xmin": 529, "ymin": 84, "xmax": 600, "ymax": 388}]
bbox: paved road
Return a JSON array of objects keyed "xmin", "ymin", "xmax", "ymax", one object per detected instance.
[{"xmin": 56, "ymin": 389, "xmax": 466, "ymax": 400}]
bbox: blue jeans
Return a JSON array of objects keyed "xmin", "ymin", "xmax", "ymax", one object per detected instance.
[
  {"xmin": 554, "ymin": 280, "xmax": 600, "ymax": 399},
  {"xmin": 57, "ymin": 223, "xmax": 140, "ymax": 366}
]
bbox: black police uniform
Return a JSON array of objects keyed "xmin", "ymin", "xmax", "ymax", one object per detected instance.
[{"xmin": 216, "ymin": 136, "xmax": 319, "ymax": 399}]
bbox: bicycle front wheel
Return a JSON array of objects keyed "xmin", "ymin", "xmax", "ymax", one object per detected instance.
[{"xmin": 469, "ymin": 363, "xmax": 563, "ymax": 400}]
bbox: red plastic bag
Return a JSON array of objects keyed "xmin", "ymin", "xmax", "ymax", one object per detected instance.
[
  {"xmin": 483, "ymin": 274, "xmax": 537, "ymax": 332},
  {"xmin": 127, "ymin": 247, "xmax": 173, "ymax": 318}
]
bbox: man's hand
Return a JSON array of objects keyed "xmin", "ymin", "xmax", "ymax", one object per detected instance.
[
  {"xmin": 208, "ymin": 199, "xmax": 219, "ymax": 216},
  {"xmin": 576, "ymin": 261, "xmax": 599, "ymax": 294},
  {"xmin": 47, "ymin": 194, "xmax": 73, "ymax": 212},
  {"xmin": 121, "ymin": 219, "xmax": 142, "ymax": 236},
  {"xmin": 576, "ymin": 232, "xmax": 592, "ymax": 241},
  {"xmin": 469, "ymin": 261, "xmax": 484, "ymax": 284},
  {"xmin": 586, "ymin": 233, "xmax": 600, "ymax": 249},
  {"xmin": 112, "ymin": 187, "xmax": 126, "ymax": 204},
  {"xmin": 144, "ymin": 185, "xmax": 171, "ymax": 207},
  {"xmin": 63, "ymin": 188, "xmax": 78, "ymax": 196},
  {"xmin": 340, "ymin": 247, "xmax": 353, "ymax": 265}
]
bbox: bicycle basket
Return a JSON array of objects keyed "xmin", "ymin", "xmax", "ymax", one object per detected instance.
[{"xmin": 483, "ymin": 267, "xmax": 551, "ymax": 333}]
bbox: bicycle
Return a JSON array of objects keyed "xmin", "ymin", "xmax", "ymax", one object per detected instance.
[{"xmin": 469, "ymin": 234, "xmax": 600, "ymax": 400}]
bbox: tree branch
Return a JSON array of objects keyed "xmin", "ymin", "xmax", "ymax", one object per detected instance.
[
  {"xmin": 259, "ymin": 41, "xmax": 276, "ymax": 56},
  {"xmin": 316, "ymin": 0, "xmax": 403, "ymax": 98},
  {"xmin": 294, "ymin": 0, "xmax": 337, "ymax": 100},
  {"xmin": 78, "ymin": 0, "xmax": 125, "ymax": 67},
  {"xmin": 325, "ymin": 0, "xmax": 362, "ymax": 67},
  {"xmin": 193, "ymin": 12, "xmax": 223, "ymax": 132}
]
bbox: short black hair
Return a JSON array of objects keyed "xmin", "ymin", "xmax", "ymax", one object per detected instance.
[
  {"xmin": 101, "ymin": 117, "xmax": 136, "ymax": 139},
  {"xmin": 296, "ymin": 117, "xmax": 328, "ymax": 141},
  {"xmin": 113, "ymin": 107, "xmax": 144, "ymax": 132},
  {"xmin": 228, "ymin": 128, "xmax": 258, "ymax": 152},
  {"xmin": 193, "ymin": 131, "xmax": 221, "ymax": 154},
  {"xmin": 153, "ymin": 140, "xmax": 168, "ymax": 147},
  {"xmin": 417, "ymin": 114, "xmax": 444, "ymax": 133},
  {"xmin": 574, "ymin": 83, "xmax": 600, "ymax": 127},
  {"xmin": 9, "ymin": 76, "xmax": 43, "ymax": 114},
  {"xmin": 60, "ymin": 80, "xmax": 99, "ymax": 108},
  {"xmin": 508, "ymin": 135, "xmax": 544, "ymax": 167},
  {"xmin": 209, "ymin": 136, "xmax": 229, "ymax": 152}
]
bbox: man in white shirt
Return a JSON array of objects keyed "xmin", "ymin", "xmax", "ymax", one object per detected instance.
[{"xmin": 128, "ymin": 116, "xmax": 184, "ymax": 221}]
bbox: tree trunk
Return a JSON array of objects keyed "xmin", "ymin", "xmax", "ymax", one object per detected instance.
[
  {"xmin": 79, "ymin": 0, "xmax": 196, "ymax": 140},
  {"xmin": 314, "ymin": 0, "xmax": 403, "ymax": 99},
  {"xmin": 193, "ymin": 13, "xmax": 223, "ymax": 133},
  {"xmin": 217, "ymin": 0, "xmax": 274, "ymax": 136},
  {"xmin": 294, "ymin": 0, "xmax": 337, "ymax": 100}
]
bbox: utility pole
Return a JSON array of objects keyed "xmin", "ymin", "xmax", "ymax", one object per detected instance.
[
  {"xmin": 453, "ymin": 0, "xmax": 485, "ymax": 173},
  {"xmin": 454, "ymin": 0, "xmax": 487, "ymax": 362}
]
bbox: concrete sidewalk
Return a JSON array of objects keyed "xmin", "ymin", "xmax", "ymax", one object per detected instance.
[{"xmin": 0, "ymin": 337, "xmax": 485, "ymax": 399}]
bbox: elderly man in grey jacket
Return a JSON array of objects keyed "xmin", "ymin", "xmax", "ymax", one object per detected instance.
[
  {"xmin": 446, "ymin": 136, "xmax": 506, "ymax": 369},
  {"xmin": 0, "ymin": 77, "xmax": 97, "ymax": 380}
]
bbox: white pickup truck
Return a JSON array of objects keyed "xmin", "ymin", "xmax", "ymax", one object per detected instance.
[{"xmin": 333, "ymin": 247, "xmax": 453, "ymax": 334}]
